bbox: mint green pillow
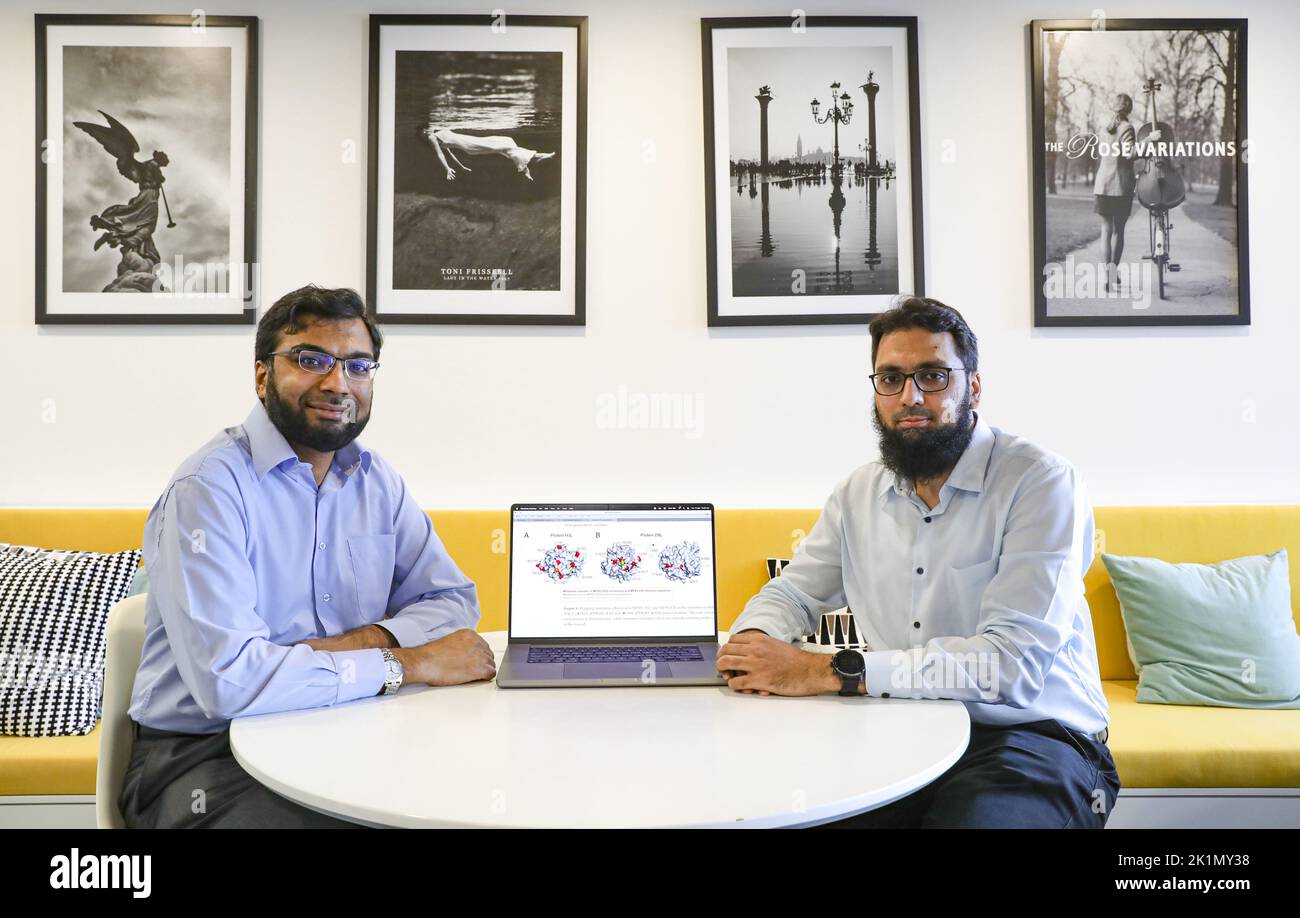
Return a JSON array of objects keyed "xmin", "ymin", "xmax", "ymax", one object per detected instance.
[
  {"xmin": 1101, "ymin": 549, "xmax": 1300, "ymax": 708},
  {"xmin": 126, "ymin": 565, "xmax": 149, "ymax": 597}
]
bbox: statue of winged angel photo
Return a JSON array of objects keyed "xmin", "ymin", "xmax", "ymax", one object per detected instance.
[{"xmin": 73, "ymin": 110, "xmax": 176, "ymax": 291}]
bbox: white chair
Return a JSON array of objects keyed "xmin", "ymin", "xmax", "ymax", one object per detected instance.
[{"xmin": 96, "ymin": 593, "xmax": 148, "ymax": 829}]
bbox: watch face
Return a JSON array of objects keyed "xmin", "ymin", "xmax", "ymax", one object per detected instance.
[{"xmin": 833, "ymin": 650, "xmax": 865, "ymax": 676}]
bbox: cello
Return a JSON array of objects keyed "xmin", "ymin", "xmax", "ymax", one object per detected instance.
[
  {"xmin": 1134, "ymin": 77, "xmax": 1184, "ymax": 298},
  {"xmin": 1135, "ymin": 77, "xmax": 1186, "ymax": 210}
]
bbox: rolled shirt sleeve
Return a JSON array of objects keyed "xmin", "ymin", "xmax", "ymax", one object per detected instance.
[
  {"xmin": 729, "ymin": 480, "xmax": 850, "ymax": 642},
  {"xmin": 151, "ymin": 473, "xmax": 386, "ymax": 721}
]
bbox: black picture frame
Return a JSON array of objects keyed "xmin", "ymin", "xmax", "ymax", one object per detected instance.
[
  {"xmin": 366, "ymin": 14, "xmax": 587, "ymax": 326},
  {"xmin": 1029, "ymin": 18, "xmax": 1249, "ymax": 327},
  {"xmin": 35, "ymin": 13, "xmax": 259, "ymax": 325},
  {"xmin": 701, "ymin": 16, "xmax": 925, "ymax": 327}
]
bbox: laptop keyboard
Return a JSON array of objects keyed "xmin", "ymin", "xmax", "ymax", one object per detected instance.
[{"xmin": 528, "ymin": 645, "xmax": 705, "ymax": 664}]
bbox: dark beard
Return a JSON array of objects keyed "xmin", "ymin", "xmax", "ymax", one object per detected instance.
[
  {"xmin": 871, "ymin": 393, "xmax": 975, "ymax": 487},
  {"xmin": 263, "ymin": 370, "xmax": 369, "ymax": 453}
]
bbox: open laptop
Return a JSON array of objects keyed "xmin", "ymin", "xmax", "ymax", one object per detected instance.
[{"xmin": 496, "ymin": 503, "xmax": 725, "ymax": 688}]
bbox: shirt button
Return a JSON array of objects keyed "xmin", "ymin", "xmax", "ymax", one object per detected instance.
[
  {"xmin": 318, "ymin": 542, "xmax": 327, "ymax": 551},
  {"xmin": 924, "ymin": 517, "xmax": 932, "ymax": 523},
  {"xmin": 323, "ymin": 593, "xmax": 331, "ymax": 602},
  {"xmin": 916, "ymin": 567, "xmax": 924, "ymax": 574},
  {"xmin": 913, "ymin": 621, "xmax": 921, "ymax": 629}
]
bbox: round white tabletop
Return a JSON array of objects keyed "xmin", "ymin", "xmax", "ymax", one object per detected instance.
[{"xmin": 230, "ymin": 632, "xmax": 970, "ymax": 828}]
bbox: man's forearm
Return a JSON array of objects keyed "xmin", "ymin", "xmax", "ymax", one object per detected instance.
[{"xmin": 300, "ymin": 623, "xmax": 398, "ymax": 652}]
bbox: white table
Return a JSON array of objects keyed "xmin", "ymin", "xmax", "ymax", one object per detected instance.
[{"xmin": 230, "ymin": 631, "xmax": 970, "ymax": 828}]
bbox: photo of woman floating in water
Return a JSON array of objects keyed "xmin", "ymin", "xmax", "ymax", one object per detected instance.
[
  {"xmin": 423, "ymin": 126, "xmax": 556, "ymax": 183},
  {"xmin": 367, "ymin": 15, "xmax": 586, "ymax": 325}
]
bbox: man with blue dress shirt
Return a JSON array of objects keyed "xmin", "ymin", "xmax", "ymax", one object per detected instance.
[
  {"xmin": 718, "ymin": 296, "xmax": 1120, "ymax": 828},
  {"xmin": 121, "ymin": 285, "xmax": 495, "ymax": 828}
]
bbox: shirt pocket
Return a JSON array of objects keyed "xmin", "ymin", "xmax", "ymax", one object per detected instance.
[
  {"xmin": 347, "ymin": 534, "xmax": 397, "ymax": 618},
  {"xmin": 945, "ymin": 557, "xmax": 999, "ymax": 618}
]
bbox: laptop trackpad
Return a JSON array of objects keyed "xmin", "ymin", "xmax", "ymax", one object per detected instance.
[{"xmin": 563, "ymin": 663, "xmax": 673, "ymax": 679}]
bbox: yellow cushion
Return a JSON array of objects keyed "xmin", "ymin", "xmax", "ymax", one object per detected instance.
[
  {"xmin": 4, "ymin": 505, "xmax": 1299, "ymax": 795},
  {"xmin": 0, "ymin": 723, "xmax": 100, "ymax": 796},
  {"xmin": 1104, "ymin": 680, "xmax": 1300, "ymax": 787},
  {"xmin": 3, "ymin": 504, "xmax": 1297, "ymax": 661},
  {"xmin": 0, "ymin": 508, "xmax": 149, "ymax": 556},
  {"xmin": 427, "ymin": 506, "xmax": 1300, "ymax": 660},
  {"xmin": 0, "ymin": 508, "xmax": 824, "ymax": 636},
  {"xmin": 3, "ymin": 505, "xmax": 1297, "ymax": 669}
]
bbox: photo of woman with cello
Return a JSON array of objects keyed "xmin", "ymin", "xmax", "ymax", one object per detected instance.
[
  {"xmin": 1032, "ymin": 19, "xmax": 1248, "ymax": 326},
  {"xmin": 1093, "ymin": 93, "xmax": 1161, "ymax": 292}
]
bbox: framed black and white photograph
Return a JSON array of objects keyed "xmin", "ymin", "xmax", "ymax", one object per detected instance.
[
  {"xmin": 1030, "ymin": 18, "xmax": 1249, "ymax": 327},
  {"xmin": 701, "ymin": 16, "xmax": 924, "ymax": 327},
  {"xmin": 35, "ymin": 14, "xmax": 258, "ymax": 325},
  {"xmin": 367, "ymin": 14, "xmax": 587, "ymax": 325}
]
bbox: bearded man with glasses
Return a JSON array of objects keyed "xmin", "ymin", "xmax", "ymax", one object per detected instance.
[
  {"xmin": 121, "ymin": 285, "xmax": 494, "ymax": 828},
  {"xmin": 718, "ymin": 296, "xmax": 1119, "ymax": 828}
]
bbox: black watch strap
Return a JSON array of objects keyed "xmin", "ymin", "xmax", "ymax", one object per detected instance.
[{"xmin": 831, "ymin": 650, "xmax": 865, "ymax": 696}]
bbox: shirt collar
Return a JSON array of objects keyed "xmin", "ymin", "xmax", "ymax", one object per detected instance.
[
  {"xmin": 244, "ymin": 401, "xmax": 373, "ymax": 481},
  {"xmin": 333, "ymin": 434, "xmax": 372, "ymax": 479},
  {"xmin": 877, "ymin": 409, "xmax": 995, "ymax": 502}
]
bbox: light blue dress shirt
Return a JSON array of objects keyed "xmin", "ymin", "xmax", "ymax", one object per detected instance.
[
  {"xmin": 128, "ymin": 402, "xmax": 480, "ymax": 734},
  {"xmin": 730, "ymin": 411, "xmax": 1110, "ymax": 736}
]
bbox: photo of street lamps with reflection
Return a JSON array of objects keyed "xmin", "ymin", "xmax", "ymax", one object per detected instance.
[{"xmin": 726, "ymin": 46, "xmax": 899, "ymax": 298}]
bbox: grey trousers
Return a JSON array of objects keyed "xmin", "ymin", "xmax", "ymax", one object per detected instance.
[
  {"xmin": 813, "ymin": 718, "xmax": 1121, "ymax": 829},
  {"xmin": 119, "ymin": 720, "xmax": 366, "ymax": 829}
]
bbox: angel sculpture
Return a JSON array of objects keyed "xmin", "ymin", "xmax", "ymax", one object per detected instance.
[{"xmin": 73, "ymin": 110, "xmax": 175, "ymax": 276}]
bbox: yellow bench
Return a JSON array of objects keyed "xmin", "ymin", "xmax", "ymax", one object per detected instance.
[{"xmin": 3, "ymin": 506, "xmax": 1299, "ymax": 823}]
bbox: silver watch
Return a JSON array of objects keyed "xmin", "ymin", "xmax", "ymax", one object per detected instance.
[{"xmin": 380, "ymin": 648, "xmax": 404, "ymax": 696}]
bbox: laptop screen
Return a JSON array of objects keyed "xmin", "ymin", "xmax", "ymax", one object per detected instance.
[{"xmin": 509, "ymin": 504, "xmax": 717, "ymax": 640}]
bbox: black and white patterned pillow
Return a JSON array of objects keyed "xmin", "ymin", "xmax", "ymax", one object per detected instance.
[{"xmin": 0, "ymin": 543, "xmax": 141, "ymax": 737}]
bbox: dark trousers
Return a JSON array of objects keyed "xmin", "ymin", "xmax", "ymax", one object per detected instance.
[
  {"xmin": 815, "ymin": 718, "xmax": 1121, "ymax": 829},
  {"xmin": 119, "ymin": 720, "xmax": 366, "ymax": 829}
]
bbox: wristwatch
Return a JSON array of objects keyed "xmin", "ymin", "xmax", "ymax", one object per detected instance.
[
  {"xmin": 380, "ymin": 648, "xmax": 404, "ymax": 696},
  {"xmin": 830, "ymin": 649, "xmax": 865, "ymax": 696}
]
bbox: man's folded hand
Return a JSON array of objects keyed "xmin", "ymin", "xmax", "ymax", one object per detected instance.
[{"xmin": 715, "ymin": 631, "xmax": 838, "ymax": 697}]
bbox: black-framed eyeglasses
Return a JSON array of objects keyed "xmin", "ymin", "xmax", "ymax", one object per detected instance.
[
  {"xmin": 265, "ymin": 349, "xmax": 380, "ymax": 382},
  {"xmin": 869, "ymin": 366, "xmax": 966, "ymax": 396}
]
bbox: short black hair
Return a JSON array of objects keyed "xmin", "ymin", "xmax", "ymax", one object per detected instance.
[
  {"xmin": 868, "ymin": 295, "xmax": 978, "ymax": 373},
  {"xmin": 254, "ymin": 285, "xmax": 382, "ymax": 362}
]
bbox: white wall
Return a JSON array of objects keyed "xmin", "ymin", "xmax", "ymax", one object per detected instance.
[{"xmin": 3, "ymin": 0, "xmax": 1297, "ymax": 510}]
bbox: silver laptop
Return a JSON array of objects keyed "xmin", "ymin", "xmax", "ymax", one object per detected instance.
[{"xmin": 496, "ymin": 503, "xmax": 725, "ymax": 688}]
